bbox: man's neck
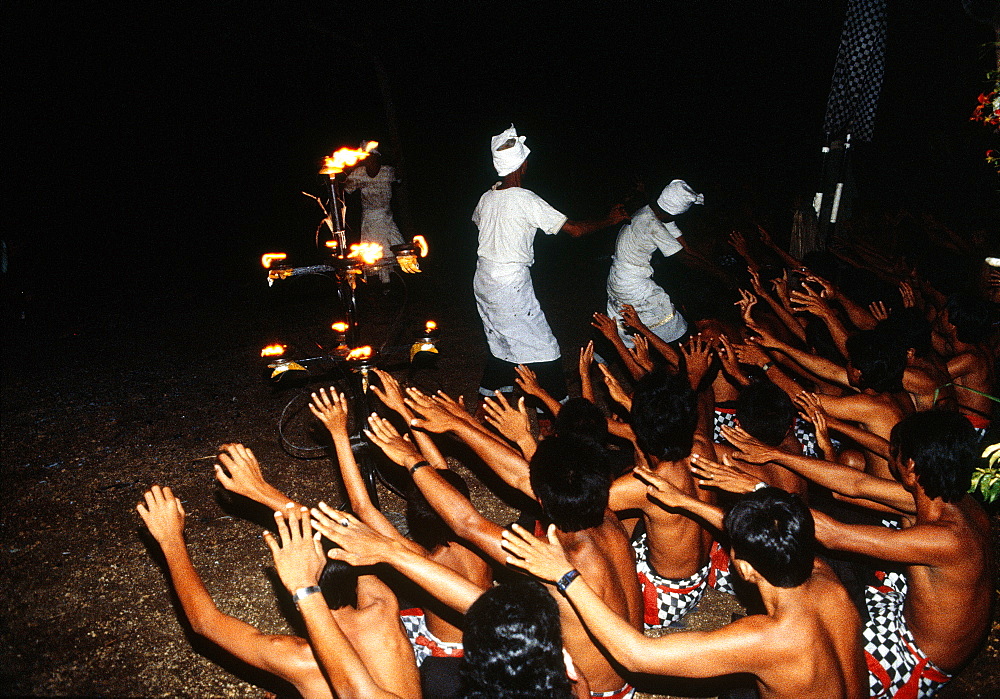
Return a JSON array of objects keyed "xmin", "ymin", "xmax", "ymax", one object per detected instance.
[{"xmin": 498, "ymin": 172, "xmax": 522, "ymax": 189}]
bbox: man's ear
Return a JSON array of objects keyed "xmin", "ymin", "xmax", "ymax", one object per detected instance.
[
  {"xmin": 898, "ymin": 457, "xmax": 918, "ymax": 485},
  {"xmin": 731, "ymin": 556, "xmax": 758, "ymax": 585}
]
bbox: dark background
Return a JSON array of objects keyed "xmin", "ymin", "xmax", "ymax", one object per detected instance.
[{"xmin": 5, "ymin": 0, "xmax": 997, "ymax": 305}]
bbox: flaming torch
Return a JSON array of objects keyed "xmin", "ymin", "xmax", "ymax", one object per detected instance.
[
  {"xmin": 345, "ymin": 345, "xmax": 376, "ymax": 392},
  {"xmin": 319, "ymin": 141, "xmax": 379, "ymax": 253},
  {"xmin": 330, "ymin": 322, "xmax": 350, "ymax": 357},
  {"xmin": 410, "ymin": 320, "xmax": 440, "ymax": 364}
]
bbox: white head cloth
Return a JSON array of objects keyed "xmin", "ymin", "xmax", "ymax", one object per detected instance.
[
  {"xmin": 656, "ymin": 179, "xmax": 704, "ymax": 215},
  {"xmin": 491, "ymin": 124, "xmax": 530, "ymax": 176}
]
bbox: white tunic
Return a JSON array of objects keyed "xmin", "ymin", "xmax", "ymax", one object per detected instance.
[
  {"xmin": 472, "ymin": 184, "xmax": 568, "ymax": 364},
  {"xmin": 343, "ymin": 165, "xmax": 405, "ymax": 250},
  {"xmin": 606, "ymin": 205, "xmax": 688, "ymax": 344}
]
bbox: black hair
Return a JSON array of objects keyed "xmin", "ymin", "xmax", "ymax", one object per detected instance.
[
  {"xmin": 846, "ymin": 327, "xmax": 906, "ymax": 393},
  {"xmin": 319, "ymin": 558, "xmax": 360, "ymax": 609},
  {"xmin": 723, "ymin": 488, "xmax": 815, "ymax": 588},
  {"xmin": 529, "ymin": 436, "xmax": 611, "ymax": 532},
  {"xmin": 461, "ymin": 581, "xmax": 572, "ymax": 698},
  {"xmin": 736, "ymin": 381, "xmax": 796, "ymax": 446},
  {"xmin": 946, "ymin": 293, "xmax": 997, "ymax": 344},
  {"xmin": 555, "ymin": 398, "xmax": 609, "ymax": 445},
  {"xmin": 878, "ymin": 307, "xmax": 933, "ymax": 356},
  {"xmin": 629, "ymin": 370, "xmax": 698, "ymax": 461},
  {"xmin": 890, "ymin": 411, "xmax": 978, "ymax": 503},
  {"xmin": 406, "ymin": 468, "xmax": 471, "ymax": 550}
]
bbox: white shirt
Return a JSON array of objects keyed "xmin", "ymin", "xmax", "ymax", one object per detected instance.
[{"xmin": 472, "ymin": 184, "xmax": 567, "ymax": 265}]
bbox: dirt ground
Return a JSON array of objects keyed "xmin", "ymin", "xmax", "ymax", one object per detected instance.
[{"xmin": 2, "ymin": 251, "xmax": 998, "ymax": 697}]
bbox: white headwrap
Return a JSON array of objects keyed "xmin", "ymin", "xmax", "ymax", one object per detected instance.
[
  {"xmin": 656, "ymin": 179, "xmax": 704, "ymax": 215},
  {"xmin": 491, "ymin": 124, "xmax": 530, "ymax": 176}
]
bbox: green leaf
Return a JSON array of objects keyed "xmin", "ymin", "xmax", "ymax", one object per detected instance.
[
  {"xmin": 987, "ymin": 475, "xmax": 1000, "ymax": 504},
  {"xmin": 970, "ymin": 470, "xmax": 985, "ymax": 493}
]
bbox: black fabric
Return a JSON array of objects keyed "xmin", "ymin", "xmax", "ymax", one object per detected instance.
[
  {"xmin": 420, "ymin": 656, "xmax": 463, "ymax": 699},
  {"xmin": 480, "ymin": 355, "xmax": 568, "ymax": 403}
]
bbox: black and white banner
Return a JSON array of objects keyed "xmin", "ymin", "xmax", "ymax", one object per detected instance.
[{"xmin": 823, "ymin": 0, "xmax": 887, "ymax": 142}]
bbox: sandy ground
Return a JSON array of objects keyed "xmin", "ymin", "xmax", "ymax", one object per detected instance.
[{"xmin": 2, "ymin": 253, "xmax": 998, "ymax": 697}]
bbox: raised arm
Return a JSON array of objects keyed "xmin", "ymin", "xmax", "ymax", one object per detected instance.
[
  {"xmin": 502, "ymin": 523, "xmax": 768, "ymax": 677},
  {"xmin": 482, "ymin": 392, "xmax": 537, "ymax": 460},
  {"xmin": 752, "ymin": 325, "xmax": 850, "ymax": 387},
  {"xmin": 137, "ymin": 487, "xmax": 327, "ymax": 694},
  {"xmin": 561, "ymin": 205, "xmax": 629, "ymax": 238},
  {"xmin": 265, "ymin": 506, "xmax": 410, "ymax": 699},
  {"xmin": 633, "ymin": 463, "xmax": 725, "ymax": 530},
  {"xmin": 215, "ymin": 443, "xmax": 298, "ymax": 512},
  {"xmin": 311, "ymin": 505, "xmax": 486, "ymax": 614},
  {"xmin": 308, "ymin": 388, "xmax": 417, "ymax": 550},
  {"xmin": 515, "ymin": 364, "xmax": 563, "ymax": 417},
  {"xmin": 812, "ymin": 509, "xmax": 961, "ymax": 566},
  {"xmin": 620, "ymin": 304, "xmax": 681, "ymax": 369},
  {"xmin": 578, "ymin": 341, "xmax": 597, "ymax": 402},
  {"xmin": 721, "ymin": 424, "xmax": 911, "ymax": 513}
]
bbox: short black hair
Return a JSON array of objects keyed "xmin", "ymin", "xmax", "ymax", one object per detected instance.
[
  {"xmin": 461, "ymin": 581, "xmax": 573, "ymax": 699},
  {"xmin": 846, "ymin": 327, "xmax": 906, "ymax": 393},
  {"xmin": 529, "ymin": 436, "xmax": 611, "ymax": 532},
  {"xmin": 555, "ymin": 397, "xmax": 609, "ymax": 445},
  {"xmin": 878, "ymin": 307, "xmax": 933, "ymax": 356},
  {"xmin": 406, "ymin": 468, "xmax": 471, "ymax": 550},
  {"xmin": 890, "ymin": 411, "xmax": 978, "ymax": 502},
  {"xmin": 629, "ymin": 370, "xmax": 698, "ymax": 461},
  {"xmin": 946, "ymin": 293, "xmax": 997, "ymax": 344},
  {"xmin": 736, "ymin": 381, "xmax": 796, "ymax": 446},
  {"xmin": 724, "ymin": 488, "xmax": 815, "ymax": 588},
  {"xmin": 319, "ymin": 558, "xmax": 360, "ymax": 609}
]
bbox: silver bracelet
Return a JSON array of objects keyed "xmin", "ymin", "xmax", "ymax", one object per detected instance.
[{"xmin": 292, "ymin": 585, "xmax": 322, "ymax": 605}]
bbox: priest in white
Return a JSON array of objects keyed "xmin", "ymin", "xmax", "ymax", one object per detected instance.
[
  {"xmin": 472, "ymin": 124, "xmax": 627, "ymax": 402},
  {"xmin": 606, "ymin": 179, "xmax": 704, "ymax": 346}
]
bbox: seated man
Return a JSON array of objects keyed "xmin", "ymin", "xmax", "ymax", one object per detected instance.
[
  {"xmin": 367, "ymin": 408, "xmax": 642, "ymax": 699},
  {"xmin": 503, "ymin": 486, "xmax": 868, "ymax": 699},
  {"xmin": 709, "ymin": 412, "xmax": 994, "ymax": 697}
]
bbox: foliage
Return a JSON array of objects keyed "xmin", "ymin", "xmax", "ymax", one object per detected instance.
[{"xmin": 971, "ymin": 442, "xmax": 1000, "ymax": 503}]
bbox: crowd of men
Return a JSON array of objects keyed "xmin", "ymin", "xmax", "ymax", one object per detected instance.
[{"xmin": 138, "ymin": 126, "xmax": 997, "ymax": 698}]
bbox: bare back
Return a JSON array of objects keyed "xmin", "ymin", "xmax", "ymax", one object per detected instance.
[{"xmin": 424, "ymin": 541, "xmax": 492, "ymax": 643}]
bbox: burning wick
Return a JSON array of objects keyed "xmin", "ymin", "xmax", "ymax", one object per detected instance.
[
  {"xmin": 261, "ymin": 253, "xmax": 287, "ymax": 269},
  {"xmin": 412, "ymin": 235, "xmax": 429, "ymax": 258},
  {"xmin": 319, "ymin": 141, "xmax": 379, "ymax": 175},
  {"xmin": 325, "ymin": 240, "xmax": 338, "ymax": 250},
  {"xmin": 331, "ymin": 322, "xmax": 349, "ymax": 334},
  {"xmin": 425, "ymin": 320, "xmax": 437, "ymax": 333},
  {"xmin": 261, "ymin": 344, "xmax": 286, "ymax": 357},
  {"xmin": 346, "ymin": 346, "xmax": 373, "ymax": 361},
  {"xmin": 347, "ymin": 242, "xmax": 384, "ymax": 265}
]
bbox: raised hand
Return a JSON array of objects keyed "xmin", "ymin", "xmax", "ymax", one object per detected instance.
[
  {"xmin": 308, "ymin": 387, "xmax": 350, "ymax": 436},
  {"xmin": 365, "ymin": 414, "xmax": 421, "ymax": 466},
  {"xmin": 483, "ymin": 392, "xmax": 533, "ymax": 446},
  {"xmin": 501, "ymin": 523, "xmax": 574, "ymax": 584},
  {"xmin": 370, "ymin": 368, "xmax": 409, "ymax": 417},
  {"xmin": 728, "ymin": 230, "xmax": 750, "ymax": 258},
  {"xmin": 803, "ymin": 272, "xmax": 835, "ymax": 299},
  {"xmin": 735, "ymin": 288, "xmax": 757, "ymax": 326},
  {"xmin": 215, "ymin": 443, "xmax": 278, "ymax": 503},
  {"xmin": 689, "ymin": 453, "xmax": 759, "ymax": 494},
  {"xmin": 790, "ymin": 288, "xmax": 832, "ymax": 318},
  {"xmin": 731, "ymin": 339, "xmax": 771, "ymax": 368},
  {"xmin": 632, "ymin": 463, "xmax": 687, "ymax": 509},
  {"xmin": 578, "ymin": 340, "xmax": 596, "ymax": 401},
  {"xmin": 793, "ymin": 391, "xmax": 834, "ymax": 457},
  {"xmin": 756, "ymin": 224, "xmax": 774, "ymax": 248},
  {"xmin": 136, "ymin": 485, "xmax": 185, "ymax": 543},
  {"xmin": 628, "ymin": 334, "xmax": 653, "ymax": 374},
  {"xmin": 868, "ymin": 301, "xmax": 890, "ymax": 322},
  {"xmin": 598, "ymin": 363, "xmax": 632, "ymax": 411},
  {"xmin": 681, "ymin": 333, "xmax": 713, "ymax": 388},
  {"xmin": 619, "ymin": 304, "xmax": 647, "ymax": 334},
  {"xmin": 591, "ymin": 312, "xmax": 619, "ymax": 341},
  {"xmin": 898, "ymin": 281, "xmax": 916, "ymax": 308},
  {"xmin": 514, "ymin": 364, "xmax": 545, "ymax": 398},
  {"xmin": 311, "ymin": 504, "xmax": 397, "ymax": 567},
  {"xmin": 262, "ymin": 504, "xmax": 325, "ymax": 593},
  {"xmin": 404, "ymin": 387, "xmax": 466, "ymax": 433},
  {"xmin": 720, "ymin": 424, "xmax": 777, "ymax": 464}
]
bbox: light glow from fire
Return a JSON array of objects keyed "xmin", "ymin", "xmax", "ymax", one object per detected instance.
[
  {"xmin": 331, "ymin": 322, "xmax": 349, "ymax": 333},
  {"xmin": 425, "ymin": 320, "xmax": 437, "ymax": 333},
  {"xmin": 412, "ymin": 235, "xmax": 429, "ymax": 257},
  {"xmin": 347, "ymin": 242, "xmax": 384, "ymax": 265},
  {"xmin": 346, "ymin": 346, "xmax": 373, "ymax": 361},
  {"xmin": 261, "ymin": 344, "xmax": 286, "ymax": 357},
  {"xmin": 261, "ymin": 253, "xmax": 287, "ymax": 269},
  {"xmin": 319, "ymin": 141, "xmax": 379, "ymax": 175},
  {"xmin": 324, "ymin": 240, "xmax": 338, "ymax": 250}
]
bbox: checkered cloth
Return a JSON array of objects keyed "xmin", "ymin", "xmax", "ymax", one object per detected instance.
[
  {"xmin": 824, "ymin": 0, "xmax": 887, "ymax": 142},
  {"xmin": 590, "ymin": 683, "xmax": 635, "ymax": 699},
  {"xmin": 707, "ymin": 539, "xmax": 738, "ymax": 596},
  {"xmin": 713, "ymin": 407, "xmax": 738, "ymax": 444},
  {"xmin": 863, "ymin": 571, "xmax": 951, "ymax": 698},
  {"xmin": 400, "ymin": 609, "xmax": 464, "ymax": 666},
  {"xmin": 631, "ymin": 530, "xmax": 709, "ymax": 629}
]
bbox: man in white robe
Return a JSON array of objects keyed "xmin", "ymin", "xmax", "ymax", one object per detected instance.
[
  {"xmin": 606, "ymin": 179, "xmax": 704, "ymax": 346},
  {"xmin": 343, "ymin": 146, "xmax": 405, "ymax": 283},
  {"xmin": 472, "ymin": 125, "xmax": 626, "ymax": 402}
]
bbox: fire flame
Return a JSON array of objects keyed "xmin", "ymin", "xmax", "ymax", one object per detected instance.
[
  {"xmin": 331, "ymin": 322, "xmax": 349, "ymax": 333},
  {"xmin": 261, "ymin": 344, "xmax": 286, "ymax": 357},
  {"xmin": 319, "ymin": 141, "xmax": 379, "ymax": 175},
  {"xmin": 261, "ymin": 253, "xmax": 287, "ymax": 269},
  {"xmin": 412, "ymin": 235, "xmax": 429, "ymax": 257},
  {"xmin": 324, "ymin": 240, "xmax": 338, "ymax": 250},
  {"xmin": 346, "ymin": 346, "xmax": 373, "ymax": 360},
  {"xmin": 347, "ymin": 242, "xmax": 384, "ymax": 265},
  {"xmin": 425, "ymin": 320, "xmax": 437, "ymax": 333}
]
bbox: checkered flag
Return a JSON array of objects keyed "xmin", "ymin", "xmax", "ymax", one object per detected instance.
[{"xmin": 823, "ymin": 0, "xmax": 887, "ymax": 142}]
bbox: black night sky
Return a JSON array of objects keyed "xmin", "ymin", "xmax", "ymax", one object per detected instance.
[{"xmin": 6, "ymin": 1, "xmax": 997, "ymax": 301}]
